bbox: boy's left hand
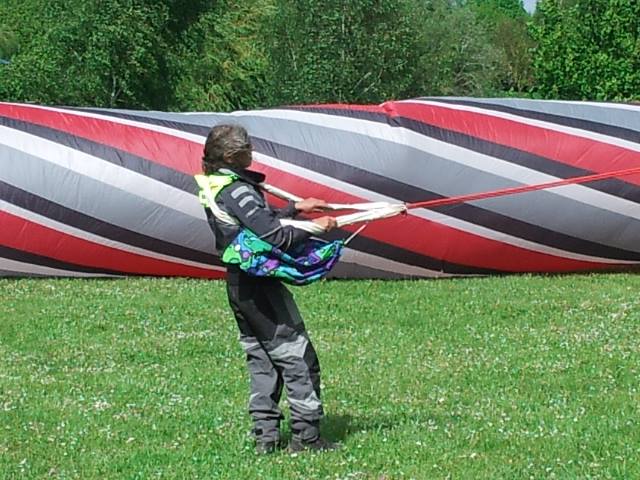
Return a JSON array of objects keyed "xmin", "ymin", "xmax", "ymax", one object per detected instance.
[{"xmin": 295, "ymin": 198, "xmax": 330, "ymax": 213}]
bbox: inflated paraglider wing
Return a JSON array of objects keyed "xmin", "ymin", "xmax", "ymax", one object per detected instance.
[{"xmin": 1, "ymin": 98, "xmax": 639, "ymax": 278}]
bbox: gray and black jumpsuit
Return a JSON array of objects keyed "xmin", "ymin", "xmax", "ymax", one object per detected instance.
[{"xmin": 204, "ymin": 167, "xmax": 324, "ymax": 444}]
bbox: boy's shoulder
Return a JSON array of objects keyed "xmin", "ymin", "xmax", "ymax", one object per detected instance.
[
  {"xmin": 217, "ymin": 168, "xmax": 266, "ymax": 205},
  {"xmin": 219, "ymin": 178, "xmax": 263, "ymax": 205}
]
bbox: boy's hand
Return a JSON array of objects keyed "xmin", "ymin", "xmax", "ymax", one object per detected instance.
[
  {"xmin": 295, "ymin": 198, "xmax": 330, "ymax": 213},
  {"xmin": 312, "ymin": 216, "xmax": 338, "ymax": 232}
]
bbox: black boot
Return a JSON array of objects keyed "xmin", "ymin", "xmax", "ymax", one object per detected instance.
[
  {"xmin": 253, "ymin": 426, "xmax": 281, "ymax": 455},
  {"xmin": 255, "ymin": 440, "xmax": 279, "ymax": 455}
]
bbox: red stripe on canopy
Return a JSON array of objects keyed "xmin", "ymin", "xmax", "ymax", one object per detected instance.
[{"xmin": 0, "ymin": 210, "xmax": 222, "ymax": 278}]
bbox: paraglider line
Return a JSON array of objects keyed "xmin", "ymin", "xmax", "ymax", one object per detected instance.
[{"xmin": 406, "ymin": 166, "xmax": 640, "ymax": 210}]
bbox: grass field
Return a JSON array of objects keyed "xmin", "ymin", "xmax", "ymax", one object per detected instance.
[{"xmin": 1, "ymin": 274, "xmax": 639, "ymax": 479}]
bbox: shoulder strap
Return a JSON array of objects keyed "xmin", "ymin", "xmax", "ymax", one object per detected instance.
[{"xmin": 194, "ymin": 173, "xmax": 240, "ymax": 225}]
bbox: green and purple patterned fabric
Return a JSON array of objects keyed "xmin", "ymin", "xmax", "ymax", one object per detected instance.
[{"xmin": 222, "ymin": 229, "xmax": 343, "ymax": 285}]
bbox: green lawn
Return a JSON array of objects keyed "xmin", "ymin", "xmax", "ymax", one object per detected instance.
[{"xmin": 1, "ymin": 275, "xmax": 639, "ymax": 479}]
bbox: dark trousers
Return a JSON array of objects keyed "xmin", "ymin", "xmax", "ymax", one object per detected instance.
[{"xmin": 226, "ymin": 267, "xmax": 323, "ymax": 443}]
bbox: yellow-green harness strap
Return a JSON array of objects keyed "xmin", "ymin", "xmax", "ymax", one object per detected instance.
[
  {"xmin": 194, "ymin": 174, "xmax": 236, "ymax": 206},
  {"xmin": 194, "ymin": 173, "xmax": 240, "ymax": 225}
]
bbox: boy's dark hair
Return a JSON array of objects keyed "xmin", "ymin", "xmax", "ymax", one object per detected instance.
[{"xmin": 202, "ymin": 124, "xmax": 252, "ymax": 174}]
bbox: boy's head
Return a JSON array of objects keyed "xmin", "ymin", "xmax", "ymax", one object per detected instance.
[{"xmin": 202, "ymin": 124, "xmax": 253, "ymax": 174}]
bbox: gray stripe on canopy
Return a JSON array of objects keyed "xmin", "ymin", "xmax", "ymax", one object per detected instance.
[
  {"xmin": 0, "ymin": 269, "xmax": 48, "ymax": 277},
  {"xmin": 0, "ymin": 265, "xmax": 117, "ymax": 278},
  {"xmin": 426, "ymin": 97, "xmax": 640, "ymax": 134},
  {"xmin": 330, "ymin": 261, "xmax": 452, "ymax": 279},
  {"xmin": 91, "ymin": 109, "xmax": 232, "ymax": 127},
  {"xmin": 469, "ymin": 191, "xmax": 640, "ymax": 253},
  {"xmin": 0, "ymin": 144, "xmax": 214, "ymax": 253}
]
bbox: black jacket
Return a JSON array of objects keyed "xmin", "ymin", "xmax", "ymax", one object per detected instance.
[{"xmin": 204, "ymin": 167, "xmax": 312, "ymax": 253}]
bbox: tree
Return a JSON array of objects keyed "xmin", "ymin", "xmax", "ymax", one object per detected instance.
[
  {"xmin": 0, "ymin": 0, "xmax": 172, "ymax": 108},
  {"xmin": 0, "ymin": 0, "xmax": 548, "ymax": 109},
  {"xmin": 470, "ymin": 0, "xmax": 528, "ymax": 24},
  {"xmin": 0, "ymin": 28, "xmax": 18, "ymax": 61},
  {"xmin": 413, "ymin": 1, "xmax": 504, "ymax": 96},
  {"xmin": 468, "ymin": 0, "xmax": 535, "ymax": 93},
  {"xmin": 530, "ymin": 0, "xmax": 640, "ymax": 100},
  {"xmin": 262, "ymin": 0, "xmax": 425, "ymax": 106},
  {"xmin": 168, "ymin": 0, "xmax": 273, "ymax": 112}
]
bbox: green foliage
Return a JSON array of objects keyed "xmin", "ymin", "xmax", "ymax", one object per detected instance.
[
  {"xmin": 0, "ymin": 0, "xmax": 171, "ymax": 108},
  {"xmin": 467, "ymin": 0, "xmax": 535, "ymax": 93},
  {"xmin": 0, "ymin": 0, "xmax": 277, "ymax": 110},
  {"xmin": 262, "ymin": 0, "xmax": 424, "ymax": 105},
  {"xmin": 471, "ymin": 0, "xmax": 528, "ymax": 24},
  {"xmin": 168, "ymin": 0, "xmax": 274, "ymax": 112},
  {"xmin": 260, "ymin": 0, "xmax": 519, "ymax": 104},
  {"xmin": 491, "ymin": 16, "xmax": 535, "ymax": 92},
  {"xmin": 414, "ymin": 1, "xmax": 505, "ymax": 96},
  {"xmin": 4, "ymin": 0, "xmax": 637, "ymax": 107},
  {"xmin": 1, "ymin": 274, "xmax": 639, "ymax": 478},
  {"xmin": 0, "ymin": 0, "xmax": 536, "ymax": 109},
  {"xmin": 0, "ymin": 28, "xmax": 18, "ymax": 60},
  {"xmin": 530, "ymin": 0, "xmax": 640, "ymax": 100}
]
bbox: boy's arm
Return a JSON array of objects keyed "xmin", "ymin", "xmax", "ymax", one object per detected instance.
[
  {"xmin": 273, "ymin": 197, "xmax": 330, "ymax": 219},
  {"xmin": 273, "ymin": 200, "xmax": 299, "ymax": 219}
]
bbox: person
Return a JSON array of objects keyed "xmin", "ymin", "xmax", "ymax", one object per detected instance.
[{"xmin": 199, "ymin": 124, "xmax": 340, "ymax": 454}]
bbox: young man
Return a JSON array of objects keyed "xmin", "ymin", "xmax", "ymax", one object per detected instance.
[{"xmin": 199, "ymin": 124, "xmax": 339, "ymax": 454}]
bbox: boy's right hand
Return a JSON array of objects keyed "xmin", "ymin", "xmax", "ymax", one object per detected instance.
[{"xmin": 312, "ymin": 216, "xmax": 338, "ymax": 232}]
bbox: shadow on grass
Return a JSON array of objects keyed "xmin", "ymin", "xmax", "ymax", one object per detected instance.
[{"xmin": 322, "ymin": 414, "xmax": 401, "ymax": 442}]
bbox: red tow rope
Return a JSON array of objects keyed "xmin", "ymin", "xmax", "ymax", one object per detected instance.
[{"xmin": 405, "ymin": 166, "xmax": 640, "ymax": 210}]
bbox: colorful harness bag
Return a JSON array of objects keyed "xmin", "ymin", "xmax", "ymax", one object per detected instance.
[{"xmin": 195, "ymin": 174, "xmax": 343, "ymax": 286}]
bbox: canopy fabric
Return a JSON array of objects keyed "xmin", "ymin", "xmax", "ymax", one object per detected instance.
[{"xmin": 1, "ymin": 98, "xmax": 639, "ymax": 279}]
